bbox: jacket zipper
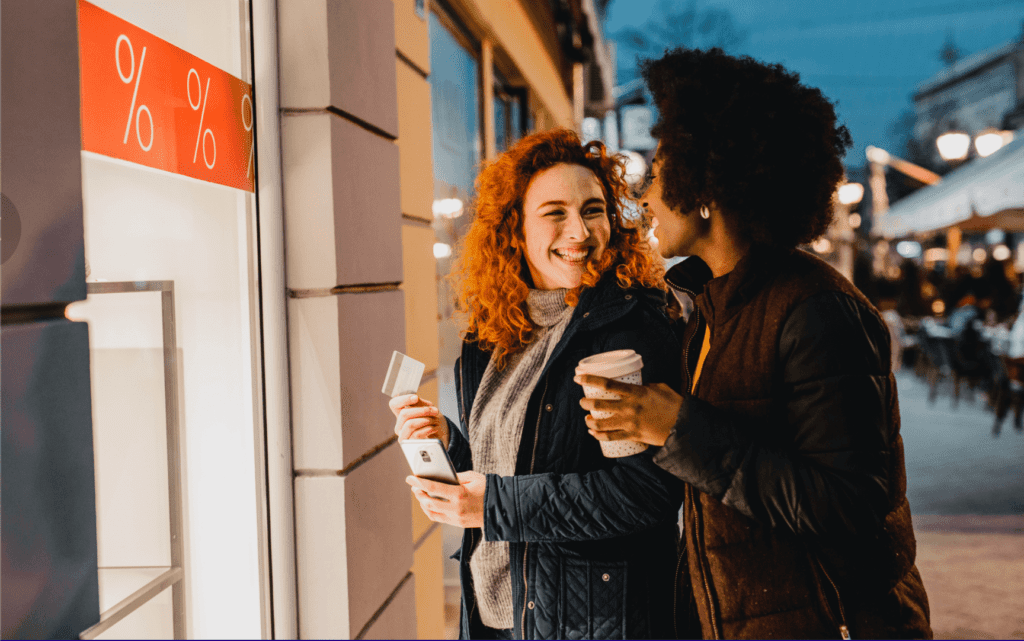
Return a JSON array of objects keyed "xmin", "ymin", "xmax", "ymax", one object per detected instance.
[
  {"xmin": 671, "ymin": 545, "xmax": 686, "ymax": 636},
  {"xmin": 520, "ymin": 377, "xmax": 549, "ymax": 640},
  {"xmin": 691, "ymin": 492, "xmax": 720, "ymax": 639},
  {"xmin": 815, "ymin": 557, "xmax": 851, "ymax": 639},
  {"xmin": 672, "ymin": 285, "xmax": 701, "ymax": 393}
]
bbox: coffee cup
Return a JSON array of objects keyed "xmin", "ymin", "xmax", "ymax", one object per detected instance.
[{"xmin": 575, "ymin": 349, "xmax": 648, "ymax": 458}]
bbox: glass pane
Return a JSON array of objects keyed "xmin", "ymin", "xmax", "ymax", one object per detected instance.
[
  {"xmin": 494, "ymin": 96, "xmax": 508, "ymax": 154},
  {"xmin": 69, "ymin": 0, "xmax": 264, "ymax": 637},
  {"xmin": 94, "ymin": 576, "xmax": 173, "ymax": 640},
  {"xmin": 510, "ymin": 95, "xmax": 522, "ymax": 145},
  {"xmin": 428, "ymin": 10, "xmax": 481, "ymax": 404}
]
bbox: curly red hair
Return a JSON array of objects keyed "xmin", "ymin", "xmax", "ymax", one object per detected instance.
[{"xmin": 450, "ymin": 128, "xmax": 664, "ymax": 368}]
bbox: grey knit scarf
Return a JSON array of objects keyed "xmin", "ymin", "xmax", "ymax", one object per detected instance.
[{"xmin": 468, "ymin": 288, "xmax": 574, "ymax": 629}]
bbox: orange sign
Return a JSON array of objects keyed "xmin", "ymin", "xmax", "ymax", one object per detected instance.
[{"xmin": 78, "ymin": 0, "xmax": 254, "ymax": 192}]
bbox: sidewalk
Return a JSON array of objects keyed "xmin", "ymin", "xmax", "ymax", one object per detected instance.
[{"xmin": 913, "ymin": 515, "xmax": 1024, "ymax": 639}]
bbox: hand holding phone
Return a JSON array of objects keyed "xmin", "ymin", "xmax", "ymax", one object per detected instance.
[{"xmin": 400, "ymin": 439, "xmax": 458, "ymax": 501}]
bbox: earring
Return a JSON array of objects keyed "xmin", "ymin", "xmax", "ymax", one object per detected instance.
[{"xmin": 700, "ymin": 206, "xmax": 710, "ymax": 219}]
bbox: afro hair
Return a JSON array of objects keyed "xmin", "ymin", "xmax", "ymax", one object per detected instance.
[{"xmin": 641, "ymin": 47, "xmax": 853, "ymax": 248}]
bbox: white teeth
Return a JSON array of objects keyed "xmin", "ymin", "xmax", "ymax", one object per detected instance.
[{"xmin": 554, "ymin": 248, "xmax": 589, "ymax": 263}]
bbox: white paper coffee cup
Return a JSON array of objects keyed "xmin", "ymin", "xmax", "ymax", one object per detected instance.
[{"xmin": 576, "ymin": 349, "xmax": 649, "ymax": 457}]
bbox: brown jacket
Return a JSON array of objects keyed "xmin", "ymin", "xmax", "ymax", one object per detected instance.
[{"xmin": 654, "ymin": 248, "xmax": 931, "ymax": 639}]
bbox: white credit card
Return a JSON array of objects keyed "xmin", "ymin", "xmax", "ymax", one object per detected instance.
[{"xmin": 382, "ymin": 351, "xmax": 425, "ymax": 397}]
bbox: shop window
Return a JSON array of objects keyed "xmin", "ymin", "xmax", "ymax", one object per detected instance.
[{"xmin": 67, "ymin": 1, "xmax": 266, "ymax": 638}]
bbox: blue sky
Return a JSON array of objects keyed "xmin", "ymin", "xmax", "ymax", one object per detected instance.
[{"xmin": 605, "ymin": 0, "xmax": 1024, "ymax": 166}]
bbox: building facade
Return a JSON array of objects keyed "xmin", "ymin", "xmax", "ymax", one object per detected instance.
[{"xmin": 1, "ymin": 0, "xmax": 613, "ymax": 638}]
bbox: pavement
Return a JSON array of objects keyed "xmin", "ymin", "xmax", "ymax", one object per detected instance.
[
  {"xmin": 438, "ymin": 369, "xmax": 1024, "ymax": 639},
  {"xmin": 896, "ymin": 370, "xmax": 1024, "ymax": 640}
]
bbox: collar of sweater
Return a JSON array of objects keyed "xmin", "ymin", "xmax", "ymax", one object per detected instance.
[{"xmin": 526, "ymin": 288, "xmax": 571, "ymax": 327}]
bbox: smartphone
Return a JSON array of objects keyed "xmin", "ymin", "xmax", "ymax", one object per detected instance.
[{"xmin": 399, "ymin": 438, "xmax": 459, "ymax": 492}]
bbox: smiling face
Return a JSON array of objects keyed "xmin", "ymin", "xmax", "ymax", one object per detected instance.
[
  {"xmin": 641, "ymin": 153, "xmax": 701, "ymax": 259},
  {"xmin": 520, "ymin": 163, "xmax": 611, "ymax": 290}
]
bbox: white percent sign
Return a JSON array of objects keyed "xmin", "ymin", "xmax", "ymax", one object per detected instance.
[
  {"xmin": 241, "ymin": 94, "xmax": 254, "ymax": 178},
  {"xmin": 115, "ymin": 34, "xmax": 153, "ymax": 151},
  {"xmin": 187, "ymin": 68, "xmax": 216, "ymax": 169}
]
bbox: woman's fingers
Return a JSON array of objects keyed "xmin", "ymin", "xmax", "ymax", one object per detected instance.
[
  {"xmin": 388, "ymin": 394, "xmax": 420, "ymax": 417},
  {"xmin": 398, "ymin": 404, "xmax": 438, "ymax": 422},
  {"xmin": 588, "ymin": 428, "xmax": 634, "ymax": 442},
  {"xmin": 400, "ymin": 424, "xmax": 444, "ymax": 441}
]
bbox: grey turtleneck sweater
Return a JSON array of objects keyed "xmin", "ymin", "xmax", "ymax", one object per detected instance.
[{"xmin": 468, "ymin": 288, "xmax": 575, "ymax": 630}]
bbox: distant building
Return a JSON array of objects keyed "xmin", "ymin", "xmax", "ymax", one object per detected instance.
[{"xmin": 912, "ymin": 33, "xmax": 1024, "ymax": 166}]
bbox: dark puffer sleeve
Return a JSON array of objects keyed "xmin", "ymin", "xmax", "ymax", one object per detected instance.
[{"xmin": 653, "ymin": 291, "xmax": 893, "ymax": 537}]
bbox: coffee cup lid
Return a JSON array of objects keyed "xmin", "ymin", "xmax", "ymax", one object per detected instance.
[{"xmin": 575, "ymin": 349, "xmax": 643, "ymax": 379}]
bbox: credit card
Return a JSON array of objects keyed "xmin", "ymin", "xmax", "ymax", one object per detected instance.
[{"xmin": 382, "ymin": 351, "xmax": 425, "ymax": 397}]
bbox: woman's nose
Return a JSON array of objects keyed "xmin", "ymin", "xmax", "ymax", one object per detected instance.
[{"xmin": 564, "ymin": 210, "xmax": 591, "ymax": 241}]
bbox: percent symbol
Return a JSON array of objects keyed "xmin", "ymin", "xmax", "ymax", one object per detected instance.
[
  {"xmin": 116, "ymin": 34, "xmax": 153, "ymax": 151},
  {"xmin": 241, "ymin": 94, "xmax": 254, "ymax": 179},
  {"xmin": 187, "ymin": 68, "xmax": 216, "ymax": 169}
]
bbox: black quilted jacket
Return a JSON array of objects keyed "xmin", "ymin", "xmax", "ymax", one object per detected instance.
[{"xmin": 445, "ymin": 275, "xmax": 686, "ymax": 640}]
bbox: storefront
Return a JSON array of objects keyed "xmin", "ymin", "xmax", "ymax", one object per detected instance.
[
  {"xmin": 3, "ymin": 1, "xmax": 293, "ymax": 638},
  {"xmin": 3, "ymin": 0, "xmax": 614, "ymax": 638}
]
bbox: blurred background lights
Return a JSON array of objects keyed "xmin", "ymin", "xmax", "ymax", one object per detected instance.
[
  {"xmin": 936, "ymin": 131, "xmax": 970, "ymax": 161},
  {"xmin": 974, "ymin": 130, "xmax": 1014, "ymax": 157},
  {"xmin": 986, "ymin": 229, "xmax": 1006, "ymax": 244},
  {"xmin": 896, "ymin": 241, "xmax": 922, "ymax": 258},
  {"xmin": 848, "ymin": 213, "xmax": 862, "ymax": 229},
  {"xmin": 973, "ymin": 247, "xmax": 987, "ymax": 263},
  {"xmin": 837, "ymin": 182, "xmax": 864, "ymax": 206},
  {"xmin": 433, "ymin": 242, "xmax": 452, "ymax": 259},
  {"xmin": 621, "ymin": 151, "xmax": 647, "ymax": 186},
  {"xmin": 431, "ymin": 197, "xmax": 464, "ymax": 219},
  {"xmin": 924, "ymin": 247, "xmax": 950, "ymax": 263},
  {"xmin": 992, "ymin": 244, "xmax": 1012, "ymax": 261},
  {"xmin": 865, "ymin": 145, "xmax": 890, "ymax": 164},
  {"xmin": 810, "ymin": 237, "xmax": 832, "ymax": 254},
  {"xmin": 932, "ymin": 299, "xmax": 946, "ymax": 315}
]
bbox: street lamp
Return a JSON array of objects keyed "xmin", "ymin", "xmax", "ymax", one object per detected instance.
[
  {"xmin": 974, "ymin": 129, "xmax": 1015, "ymax": 157},
  {"xmin": 936, "ymin": 131, "xmax": 970, "ymax": 161},
  {"xmin": 837, "ymin": 182, "xmax": 865, "ymax": 206}
]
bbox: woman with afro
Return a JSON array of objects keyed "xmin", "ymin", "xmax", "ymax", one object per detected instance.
[{"xmin": 575, "ymin": 48, "xmax": 933, "ymax": 638}]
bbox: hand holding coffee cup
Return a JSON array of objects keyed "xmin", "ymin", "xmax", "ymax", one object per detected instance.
[{"xmin": 575, "ymin": 350, "xmax": 648, "ymax": 457}]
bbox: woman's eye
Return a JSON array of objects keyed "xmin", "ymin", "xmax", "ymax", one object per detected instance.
[
  {"xmin": 543, "ymin": 209, "xmax": 565, "ymax": 217},
  {"xmin": 584, "ymin": 208, "xmax": 606, "ymax": 217}
]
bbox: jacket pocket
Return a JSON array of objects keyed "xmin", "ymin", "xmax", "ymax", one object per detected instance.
[{"xmin": 558, "ymin": 558, "xmax": 629, "ymax": 640}]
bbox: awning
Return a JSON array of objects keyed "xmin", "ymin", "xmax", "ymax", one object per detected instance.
[{"xmin": 874, "ymin": 131, "xmax": 1024, "ymax": 238}]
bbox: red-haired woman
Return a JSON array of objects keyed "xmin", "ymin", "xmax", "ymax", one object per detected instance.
[{"xmin": 389, "ymin": 129, "xmax": 685, "ymax": 640}]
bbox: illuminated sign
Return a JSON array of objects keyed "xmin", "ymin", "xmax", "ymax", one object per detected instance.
[{"xmin": 78, "ymin": 0, "xmax": 255, "ymax": 192}]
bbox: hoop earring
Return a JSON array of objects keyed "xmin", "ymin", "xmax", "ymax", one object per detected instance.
[{"xmin": 700, "ymin": 206, "xmax": 710, "ymax": 219}]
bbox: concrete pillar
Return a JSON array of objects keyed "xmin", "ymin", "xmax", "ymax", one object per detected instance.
[
  {"xmin": 394, "ymin": 0, "xmax": 445, "ymax": 637},
  {"xmin": 278, "ymin": 0, "xmax": 414, "ymax": 637}
]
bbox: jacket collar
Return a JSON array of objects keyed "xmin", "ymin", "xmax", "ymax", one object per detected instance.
[{"xmin": 665, "ymin": 246, "xmax": 792, "ymax": 326}]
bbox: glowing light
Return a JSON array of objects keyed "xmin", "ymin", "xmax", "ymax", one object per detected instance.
[
  {"xmin": 932, "ymin": 299, "xmax": 946, "ymax": 315},
  {"xmin": 837, "ymin": 182, "xmax": 864, "ymax": 206},
  {"xmin": 811, "ymin": 238, "xmax": 832, "ymax": 254},
  {"xmin": 936, "ymin": 132, "xmax": 970, "ymax": 161},
  {"xmin": 896, "ymin": 241, "xmax": 921, "ymax": 258},
  {"xmin": 433, "ymin": 242, "xmax": 452, "ymax": 259},
  {"xmin": 974, "ymin": 130, "xmax": 1013, "ymax": 157},
  {"xmin": 923, "ymin": 247, "xmax": 949, "ymax": 263},
  {"xmin": 848, "ymin": 213, "xmax": 862, "ymax": 229},
  {"xmin": 431, "ymin": 198, "xmax": 464, "ymax": 219},
  {"xmin": 865, "ymin": 145, "xmax": 890, "ymax": 164},
  {"xmin": 993, "ymin": 244, "xmax": 1011, "ymax": 261},
  {"xmin": 973, "ymin": 247, "xmax": 987, "ymax": 263},
  {"xmin": 621, "ymin": 151, "xmax": 647, "ymax": 186}
]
